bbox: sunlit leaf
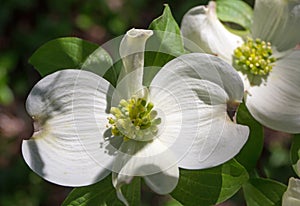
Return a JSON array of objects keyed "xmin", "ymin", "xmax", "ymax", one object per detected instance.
[
  {"xmin": 171, "ymin": 159, "xmax": 248, "ymax": 206},
  {"xmin": 243, "ymin": 178, "xmax": 287, "ymax": 206},
  {"xmin": 81, "ymin": 46, "xmax": 113, "ymax": 77},
  {"xmin": 29, "ymin": 37, "xmax": 119, "ymax": 86},
  {"xmin": 62, "ymin": 175, "xmax": 140, "ymax": 206},
  {"xmin": 148, "ymin": 4, "xmax": 185, "ymax": 56},
  {"xmin": 144, "ymin": 4, "xmax": 185, "ymax": 86},
  {"xmin": 81, "ymin": 46, "xmax": 117, "ymax": 86},
  {"xmin": 216, "ymin": 0, "xmax": 253, "ymax": 33},
  {"xmin": 236, "ymin": 103, "xmax": 264, "ymax": 172},
  {"xmin": 29, "ymin": 37, "xmax": 101, "ymax": 76}
]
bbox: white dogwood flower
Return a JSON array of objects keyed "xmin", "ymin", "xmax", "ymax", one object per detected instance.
[
  {"xmin": 181, "ymin": 0, "xmax": 300, "ymax": 133},
  {"xmin": 22, "ymin": 29, "xmax": 249, "ymax": 205}
]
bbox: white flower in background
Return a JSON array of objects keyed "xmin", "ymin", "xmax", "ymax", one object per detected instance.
[
  {"xmin": 22, "ymin": 29, "xmax": 249, "ymax": 205},
  {"xmin": 282, "ymin": 160, "xmax": 300, "ymax": 206},
  {"xmin": 181, "ymin": 0, "xmax": 300, "ymax": 133}
]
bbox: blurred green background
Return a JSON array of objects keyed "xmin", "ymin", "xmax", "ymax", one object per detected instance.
[{"xmin": 2, "ymin": 0, "xmax": 294, "ymax": 206}]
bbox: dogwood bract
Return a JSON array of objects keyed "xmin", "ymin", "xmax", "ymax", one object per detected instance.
[
  {"xmin": 181, "ymin": 0, "xmax": 300, "ymax": 133},
  {"xmin": 282, "ymin": 160, "xmax": 300, "ymax": 206},
  {"xmin": 22, "ymin": 29, "xmax": 249, "ymax": 205}
]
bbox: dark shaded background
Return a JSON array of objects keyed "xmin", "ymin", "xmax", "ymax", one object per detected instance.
[{"xmin": 2, "ymin": 1, "xmax": 294, "ymax": 206}]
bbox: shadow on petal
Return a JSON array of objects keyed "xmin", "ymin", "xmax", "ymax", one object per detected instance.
[{"xmin": 27, "ymin": 140, "xmax": 45, "ymax": 177}]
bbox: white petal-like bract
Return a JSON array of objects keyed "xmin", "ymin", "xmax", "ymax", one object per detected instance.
[
  {"xmin": 118, "ymin": 28, "xmax": 153, "ymax": 99},
  {"xmin": 150, "ymin": 53, "xmax": 249, "ymax": 169},
  {"xmin": 252, "ymin": 0, "xmax": 300, "ymax": 52},
  {"xmin": 181, "ymin": 2, "xmax": 243, "ymax": 64},
  {"xmin": 23, "ymin": 69, "xmax": 116, "ymax": 186},
  {"xmin": 112, "ymin": 138, "xmax": 179, "ymax": 205},
  {"xmin": 282, "ymin": 177, "xmax": 300, "ymax": 206},
  {"xmin": 246, "ymin": 50, "xmax": 300, "ymax": 133}
]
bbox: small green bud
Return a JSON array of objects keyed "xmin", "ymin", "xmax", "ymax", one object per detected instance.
[
  {"xmin": 107, "ymin": 96, "xmax": 160, "ymax": 141},
  {"xmin": 233, "ymin": 37, "xmax": 276, "ymax": 81}
]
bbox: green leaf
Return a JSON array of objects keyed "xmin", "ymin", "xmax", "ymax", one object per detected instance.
[
  {"xmin": 171, "ymin": 159, "xmax": 248, "ymax": 206},
  {"xmin": 163, "ymin": 198, "xmax": 183, "ymax": 206},
  {"xmin": 62, "ymin": 175, "xmax": 141, "ymax": 206},
  {"xmin": 144, "ymin": 4, "xmax": 185, "ymax": 86},
  {"xmin": 216, "ymin": 0, "xmax": 253, "ymax": 33},
  {"xmin": 243, "ymin": 178, "xmax": 287, "ymax": 206},
  {"xmin": 148, "ymin": 4, "xmax": 185, "ymax": 56},
  {"xmin": 81, "ymin": 46, "xmax": 114, "ymax": 77},
  {"xmin": 236, "ymin": 103, "xmax": 264, "ymax": 172},
  {"xmin": 103, "ymin": 61, "xmax": 122, "ymax": 88},
  {"xmin": 291, "ymin": 135, "xmax": 300, "ymax": 176},
  {"xmin": 29, "ymin": 37, "xmax": 101, "ymax": 76},
  {"xmin": 217, "ymin": 159, "xmax": 249, "ymax": 203},
  {"xmin": 81, "ymin": 46, "xmax": 117, "ymax": 86}
]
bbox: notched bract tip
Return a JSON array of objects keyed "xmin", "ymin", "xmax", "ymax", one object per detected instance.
[
  {"xmin": 226, "ymin": 100, "xmax": 241, "ymax": 122},
  {"xmin": 30, "ymin": 116, "xmax": 45, "ymax": 139}
]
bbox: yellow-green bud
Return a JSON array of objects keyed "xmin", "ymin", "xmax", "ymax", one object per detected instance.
[
  {"xmin": 233, "ymin": 38, "xmax": 276, "ymax": 79},
  {"xmin": 107, "ymin": 96, "xmax": 160, "ymax": 141}
]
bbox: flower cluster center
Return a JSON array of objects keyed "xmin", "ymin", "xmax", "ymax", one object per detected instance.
[
  {"xmin": 233, "ymin": 38, "xmax": 276, "ymax": 76},
  {"xmin": 108, "ymin": 96, "xmax": 161, "ymax": 141}
]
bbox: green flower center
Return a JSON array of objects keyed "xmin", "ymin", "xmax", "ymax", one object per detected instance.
[
  {"xmin": 108, "ymin": 96, "xmax": 161, "ymax": 141},
  {"xmin": 233, "ymin": 38, "xmax": 276, "ymax": 78}
]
